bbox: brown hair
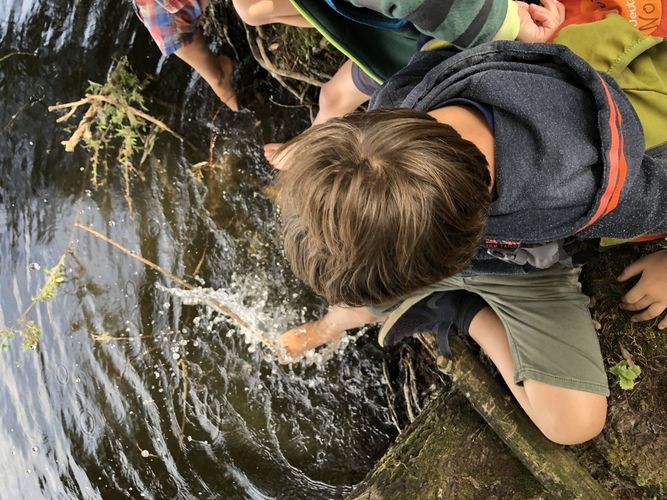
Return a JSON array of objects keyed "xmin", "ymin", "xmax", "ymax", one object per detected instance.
[{"xmin": 276, "ymin": 108, "xmax": 491, "ymax": 307}]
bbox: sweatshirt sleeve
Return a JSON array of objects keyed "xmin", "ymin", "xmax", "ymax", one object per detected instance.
[
  {"xmin": 579, "ymin": 148, "xmax": 667, "ymax": 240},
  {"xmin": 349, "ymin": 0, "xmax": 520, "ymax": 48}
]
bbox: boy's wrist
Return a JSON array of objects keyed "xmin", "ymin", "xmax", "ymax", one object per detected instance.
[
  {"xmin": 311, "ymin": 318, "xmax": 347, "ymax": 344},
  {"xmin": 494, "ymin": 0, "xmax": 521, "ymax": 41}
]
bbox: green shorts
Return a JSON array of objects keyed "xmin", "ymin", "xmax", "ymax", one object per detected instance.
[{"xmin": 374, "ymin": 265, "xmax": 610, "ymax": 396}]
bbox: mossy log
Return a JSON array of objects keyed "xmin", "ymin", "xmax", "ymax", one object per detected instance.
[
  {"xmin": 433, "ymin": 337, "xmax": 612, "ymax": 499},
  {"xmin": 348, "ymin": 391, "xmax": 545, "ymax": 499},
  {"xmin": 351, "ymin": 336, "xmax": 611, "ymax": 499}
]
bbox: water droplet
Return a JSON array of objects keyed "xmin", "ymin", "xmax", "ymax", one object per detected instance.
[
  {"xmin": 29, "ymin": 262, "xmax": 41, "ymax": 270},
  {"xmin": 107, "ymin": 220, "xmax": 116, "ymax": 227},
  {"xmin": 141, "ymin": 450, "xmax": 150, "ymax": 458},
  {"xmin": 172, "ymin": 352, "xmax": 180, "ymax": 360}
]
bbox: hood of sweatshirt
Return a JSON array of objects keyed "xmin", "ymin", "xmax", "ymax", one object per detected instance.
[{"xmin": 370, "ymin": 42, "xmax": 650, "ymax": 245}]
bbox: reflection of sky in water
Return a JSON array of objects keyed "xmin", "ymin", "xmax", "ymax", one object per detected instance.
[{"xmin": 0, "ymin": 1, "xmax": 395, "ymax": 497}]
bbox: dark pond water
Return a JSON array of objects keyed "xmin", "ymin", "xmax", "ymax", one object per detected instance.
[{"xmin": 0, "ymin": 1, "xmax": 397, "ymax": 497}]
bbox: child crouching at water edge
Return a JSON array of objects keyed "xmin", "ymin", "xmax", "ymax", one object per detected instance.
[
  {"xmin": 277, "ymin": 109, "xmax": 492, "ymax": 357},
  {"xmin": 272, "ymin": 26, "xmax": 667, "ymax": 445}
]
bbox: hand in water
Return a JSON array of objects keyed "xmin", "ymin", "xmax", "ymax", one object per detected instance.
[
  {"xmin": 276, "ymin": 306, "xmax": 384, "ymax": 364},
  {"xmin": 516, "ymin": 0, "xmax": 566, "ymax": 42},
  {"xmin": 276, "ymin": 322, "xmax": 316, "ymax": 364},
  {"xmin": 276, "ymin": 320, "xmax": 346, "ymax": 364}
]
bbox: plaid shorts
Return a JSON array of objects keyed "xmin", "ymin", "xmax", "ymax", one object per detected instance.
[{"xmin": 132, "ymin": 0, "xmax": 203, "ymax": 55}]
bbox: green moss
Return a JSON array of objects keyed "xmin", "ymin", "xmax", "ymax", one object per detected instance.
[
  {"xmin": 350, "ymin": 393, "xmax": 545, "ymax": 499},
  {"xmin": 580, "ymin": 242, "xmax": 667, "ymax": 495}
]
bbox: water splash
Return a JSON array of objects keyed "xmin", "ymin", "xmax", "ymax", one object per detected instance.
[{"xmin": 157, "ymin": 279, "xmax": 371, "ymax": 367}]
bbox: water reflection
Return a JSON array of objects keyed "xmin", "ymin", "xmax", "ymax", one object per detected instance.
[{"xmin": 0, "ymin": 1, "xmax": 396, "ymax": 497}]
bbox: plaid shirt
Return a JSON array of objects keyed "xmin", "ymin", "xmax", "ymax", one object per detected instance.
[{"xmin": 132, "ymin": 0, "xmax": 203, "ymax": 55}]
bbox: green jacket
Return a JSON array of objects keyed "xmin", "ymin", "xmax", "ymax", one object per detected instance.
[
  {"xmin": 289, "ymin": 0, "xmax": 519, "ymax": 82},
  {"xmin": 348, "ymin": 0, "xmax": 519, "ymax": 47}
]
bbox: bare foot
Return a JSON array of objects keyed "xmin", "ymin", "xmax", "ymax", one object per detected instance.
[
  {"xmin": 213, "ymin": 54, "xmax": 238, "ymax": 111},
  {"xmin": 263, "ymin": 142, "xmax": 281, "ymax": 163},
  {"xmin": 264, "ymin": 142, "xmax": 292, "ymax": 170}
]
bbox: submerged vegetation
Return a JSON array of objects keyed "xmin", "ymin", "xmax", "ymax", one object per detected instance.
[
  {"xmin": 48, "ymin": 57, "xmax": 178, "ymax": 216},
  {"xmin": 0, "ymin": 253, "xmax": 67, "ymax": 351}
]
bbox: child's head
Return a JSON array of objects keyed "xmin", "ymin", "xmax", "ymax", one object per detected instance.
[{"xmin": 276, "ymin": 108, "xmax": 491, "ymax": 307}]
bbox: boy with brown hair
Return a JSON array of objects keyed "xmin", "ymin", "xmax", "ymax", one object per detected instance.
[{"xmin": 274, "ymin": 16, "xmax": 667, "ymax": 445}]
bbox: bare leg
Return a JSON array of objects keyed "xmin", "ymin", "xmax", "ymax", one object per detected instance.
[
  {"xmin": 175, "ymin": 29, "xmax": 238, "ymax": 110},
  {"xmin": 232, "ymin": 0, "xmax": 312, "ymax": 26},
  {"xmin": 312, "ymin": 60, "xmax": 372, "ymax": 125},
  {"xmin": 265, "ymin": 60, "xmax": 371, "ymax": 167},
  {"xmin": 468, "ymin": 307, "xmax": 607, "ymax": 445}
]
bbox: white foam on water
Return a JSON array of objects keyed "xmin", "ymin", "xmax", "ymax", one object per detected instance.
[{"xmin": 157, "ymin": 279, "xmax": 371, "ymax": 368}]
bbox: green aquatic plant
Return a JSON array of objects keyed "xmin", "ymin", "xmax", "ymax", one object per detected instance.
[
  {"xmin": 32, "ymin": 256, "xmax": 66, "ymax": 302},
  {"xmin": 0, "ymin": 254, "xmax": 67, "ymax": 351},
  {"xmin": 609, "ymin": 359, "xmax": 642, "ymax": 390},
  {"xmin": 49, "ymin": 57, "xmax": 179, "ymax": 217}
]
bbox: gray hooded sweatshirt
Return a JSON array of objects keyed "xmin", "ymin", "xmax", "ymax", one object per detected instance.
[{"xmin": 370, "ymin": 42, "xmax": 667, "ymax": 274}]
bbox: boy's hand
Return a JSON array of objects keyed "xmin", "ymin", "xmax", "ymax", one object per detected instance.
[
  {"xmin": 276, "ymin": 323, "xmax": 314, "ymax": 363},
  {"xmin": 516, "ymin": 0, "xmax": 566, "ymax": 43},
  {"xmin": 276, "ymin": 320, "xmax": 345, "ymax": 364},
  {"xmin": 618, "ymin": 249, "xmax": 667, "ymax": 329},
  {"xmin": 276, "ymin": 306, "xmax": 383, "ymax": 364}
]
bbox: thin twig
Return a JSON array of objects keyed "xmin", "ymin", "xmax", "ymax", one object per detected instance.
[
  {"xmin": 402, "ymin": 381, "xmax": 416, "ymax": 423},
  {"xmin": 91, "ymin": 333, "xmax": 152, "ymax": 342},
  {"xmin": 56, "ymin": 106, "xmax": 79, "ymax": 124},
  {"xmin": 254, "ymin": 32, "xmax": 324, "ymax": 87},
  {"xmin": 383, "ymin": 360, "xmax": 402, "ymax": 432},
  {"xmin": 192, "ymin": 244, "xmax": 208, "ymax": 277},
  {"xmin": 268, "ymin": 96, "xmax": 311, "ymax": 109},
  {"xmin": 76, "ymin": 222, "xmax": 190, "ymax": 286},
  {"xmin": 61, "ymin": 102, "xmax": 101, "ymax": 152},
  {"xmin": 178, "ymin": 358, "xmax": 189, "ymax": 434},
  {"xmin": 1, "ymin": 100, "xmax": 36, "ymax": 135},
  {"xmin": 405, "ymin": 351, "xmax": 422, "ymax": 412},
  {"xmin": 0, "ymin": 51, "xmax": 35, "ymax": 64},
  {"xmin": 244, "ymin": 26, "xmax": 305, "ymax": 102},
  {"xmin": 47, "ymin": 98, "xmax": 90, "ymax": 111}
]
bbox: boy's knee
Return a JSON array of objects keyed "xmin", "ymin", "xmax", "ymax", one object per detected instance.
[
  {"xmin": 231, "ymin": 0, "xmax": 266, "ymax": 25},
  {"xmin": 540, "ymin": 394, "xmax": 607, "ymax": 445}
]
